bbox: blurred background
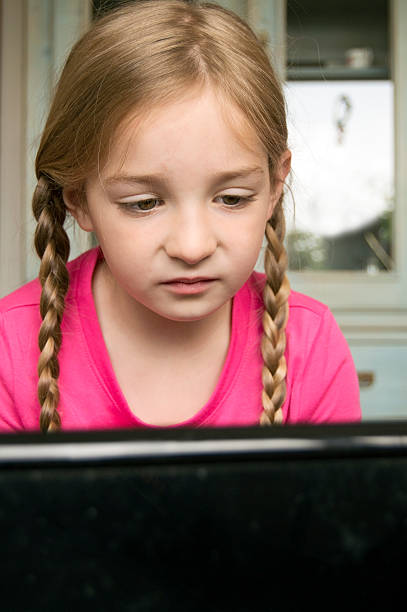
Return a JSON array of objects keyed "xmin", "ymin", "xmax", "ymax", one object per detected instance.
[{"xmin": 1, "ymin": 0, "xmax": 406, "ymax": 420}]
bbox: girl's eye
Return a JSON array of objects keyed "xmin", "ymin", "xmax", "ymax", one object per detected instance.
[
  {"xmin": 120, "ymin": 198, "xmax": 162, "ymax": 212},
  {"xmin": 218, "ymin": 194, "xmax": 254, "ymax": 207},
  {"xmin": 136, "ymin": 199, "xmax": 160, "ymax": 211}
]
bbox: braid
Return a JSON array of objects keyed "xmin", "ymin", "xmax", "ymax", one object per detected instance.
[
  {"xmin": 32, "ymin": 176, "xmax": 70, "ymax": 433},
  {"xmin": 260, "ymin": 195, "xmax": 290, "ymax": 425}
]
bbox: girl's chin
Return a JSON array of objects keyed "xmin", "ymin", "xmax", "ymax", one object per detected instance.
[{"xmin": 145, "ymin": 302, "xmax": 230, "ymax": 324}]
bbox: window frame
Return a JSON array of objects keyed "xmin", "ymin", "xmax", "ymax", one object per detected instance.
[{"xmin": 248, "ymin": 0, "xmax": 407, "ymax": 342}]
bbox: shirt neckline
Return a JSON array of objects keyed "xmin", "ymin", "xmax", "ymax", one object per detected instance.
[{"xmin": 74, "ymin": 248, "xmax": 252, "ymax": 428}]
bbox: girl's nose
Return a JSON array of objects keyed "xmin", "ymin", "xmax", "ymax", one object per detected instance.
[{"xmin": 164, "ymin": 207, "xmax": 218, "ymax": 265}]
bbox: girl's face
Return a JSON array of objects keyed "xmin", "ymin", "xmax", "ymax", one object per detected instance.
[{"xmin": 67, "ymin": 86, "xmax": 290, "ymax": 322}]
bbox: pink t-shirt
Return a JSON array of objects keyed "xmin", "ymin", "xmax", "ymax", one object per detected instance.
[{"xmin": 0, "ymin": 248, "xmax": 360, "ymax": 432}]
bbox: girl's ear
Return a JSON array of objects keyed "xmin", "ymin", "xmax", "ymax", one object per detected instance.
[
  {"xmin": 63, "ymin": 187, "xmax": 94, "ymax": 232},
  {"xmin": 267, "ymin": 149, "xmax": 292, "ymax": 219}
]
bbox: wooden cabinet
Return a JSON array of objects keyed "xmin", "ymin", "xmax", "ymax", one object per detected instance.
[{"xmin": 244, "ymin": 0, "xmax": 407, "ymax": 420}]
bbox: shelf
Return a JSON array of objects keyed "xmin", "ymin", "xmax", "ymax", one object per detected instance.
[{"xmin": 287, "ymin": 65, "xmax": 389, "ymax": 81}]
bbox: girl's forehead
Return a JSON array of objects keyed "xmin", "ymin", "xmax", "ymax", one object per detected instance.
[{"xmin": 111, "ymin": 85, "xmax": 266, "ymax": 165}]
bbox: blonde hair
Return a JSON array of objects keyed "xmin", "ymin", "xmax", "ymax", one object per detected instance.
[{"xmin": 33, "ymin": 0, "xmax": 290, "ymax": 432}]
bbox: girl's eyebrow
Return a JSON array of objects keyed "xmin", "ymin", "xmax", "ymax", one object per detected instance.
[{"xmin": 104, "ymin": 166, "xmax": 265, "ymax": 187}]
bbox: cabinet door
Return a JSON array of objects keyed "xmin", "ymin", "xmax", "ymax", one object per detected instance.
[
  {"xmin": 247, "ymin": 0, "xmax": 407, "ymax": 419},
  {"xmin": 351, "ymin": 343, "xmax": 407, "ymax": 421},
  {"xmin": 251, "ymin": 1, "xmax": 407, "ymax": 313}
]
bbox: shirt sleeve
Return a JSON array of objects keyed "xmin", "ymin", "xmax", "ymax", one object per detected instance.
[
  {"xmin": 0, "ymin": 311, "xmax": 19, "ymax": 432},
  {"xmin": 291, "ymin": 308, "xmax": 361, "ymax": 424}
]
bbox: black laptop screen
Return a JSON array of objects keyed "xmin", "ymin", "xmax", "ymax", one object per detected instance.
[{"xmin": 0, "ymin": 422, "xmax": 406, "ymax": 612}]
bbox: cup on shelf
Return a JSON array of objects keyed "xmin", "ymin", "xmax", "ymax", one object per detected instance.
[{"xmin": 345, "ymin": 47, "xmax": 374, "ymax": 69}]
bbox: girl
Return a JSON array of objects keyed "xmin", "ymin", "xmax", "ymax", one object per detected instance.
[{"xmin": 0, "ymin": 0, "xmax": 360, "ymax": 433}]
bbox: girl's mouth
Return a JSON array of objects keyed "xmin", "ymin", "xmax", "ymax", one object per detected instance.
[{"xmin": 162, "ymin": 277, "xmax": 217, "ymax": 294}]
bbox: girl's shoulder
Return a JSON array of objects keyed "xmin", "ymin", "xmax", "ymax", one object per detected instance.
[
  {"xmin": 247, "ymin": 271, "xmax": 339, "ymax": 350},
  {"xmin": 0, "ymin": 248, "xmax": 99, "ymax": 318},
  {"xmin": 0, "ymin": 277, "xmax": 41, "ymax": 316},
  {"xmin": 248, "ymin": 270, "xmax": 330, "ymax": 318}
]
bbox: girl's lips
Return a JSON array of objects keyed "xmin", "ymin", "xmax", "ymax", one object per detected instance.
[
  {"xmin": 164, "ymin": 277, "xmax": 215, "ymax": 283},
  {"xmin": 161, "ymin": 278, "xmax": 217, "ymax": 294}
]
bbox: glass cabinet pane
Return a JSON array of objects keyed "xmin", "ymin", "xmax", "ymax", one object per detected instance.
[
  {"xmin": 285, "ymin": 0, "xmax": 393, "ymax": 273},
  {"xmin": 285, "ymin": 79, "xmax": 394, "ymax": 272}
]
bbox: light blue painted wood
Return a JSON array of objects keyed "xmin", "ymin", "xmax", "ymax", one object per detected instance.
[{"xmin": 350, "ymin": 345, "xmax": 407, "ymax": 420}]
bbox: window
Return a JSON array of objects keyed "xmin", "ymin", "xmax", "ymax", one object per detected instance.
[{"xmin": 286, "ymin": 0, "xmax": 394, "ymax": 274}]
